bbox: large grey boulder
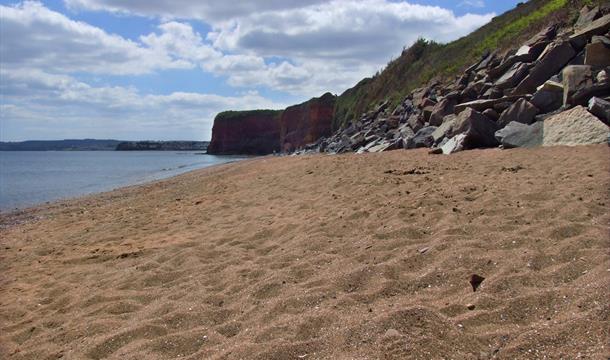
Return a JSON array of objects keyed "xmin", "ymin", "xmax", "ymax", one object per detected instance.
[
  {"xmin": 441, "ymin": 134, "xmax": 467, "ymax": 154},
  {"xmin": 497, "ymin": 98, "xmax": 539, "ymax": 128},
  {"xmin": 513, "ymin": 41, "xmax": 576, "ymax": 95},
  {"xmin": 429, "ymin": 98, "xmax": 457, "ymax": 126},
  {"xmin": 588, "ymin": 97, "xmax": 610, "ymax": 126},
  {"xmin": 405, "ymin": 126, "xmax": 437, "ymax": 149},
  {"xmin": 406, "ymin": 114, "xmax": 424, "ymax": 132},
  {"xmin": 531, "ymin": 80, "xmax": 564, "ymax": 113},
  {"xmin": 494, "ymin": 121, "xmax": 543, "ymax": 148},
  {"xmin": 448, "ymin": 108, "xmax": 499, "ymax": 149},
  {"xmin": 542, "ymin": 105, "xmax": 609, "ymax": 146},
  {"xmin": 495, "ymin": 62, "xmax": 530, "ymax": 89},
  {"xmin": 431, "ymin": 115, "xmax": 456, "ymax": 144}
]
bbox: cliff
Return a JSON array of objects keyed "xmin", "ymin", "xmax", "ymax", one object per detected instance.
[
  {"xmin": 207, "ymin": 94, "xmax": 337, "ymax": 155},
  {"xmin": 115, "ymin": 141, "xmax": 208, "ymax": 151},
  {"xmin": 206, "ymin": 110, "xmax": 282, "ymax": 155},
  {"xmin": 279, "ymin": 93, "xmax": 336, "ymax": 152}
]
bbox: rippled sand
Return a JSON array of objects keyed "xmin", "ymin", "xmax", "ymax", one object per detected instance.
[{"xmin": 1, "ymin": 145, "xmax": 608, "ymax": 359}]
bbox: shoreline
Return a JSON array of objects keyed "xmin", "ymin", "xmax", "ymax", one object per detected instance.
[
  {"xmin": 1, "ymin": 146, "xmax": 608, "ymax": 359},
  {"xmin": 0, "ymin": 154, "xmax": 257, "ymax": 216}
]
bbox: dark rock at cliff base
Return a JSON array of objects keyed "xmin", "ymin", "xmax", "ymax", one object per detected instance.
[
  {"xmin": 588, "ymin": 97, "xmax": 610, "ymax": 126},
  {"xmin": 497, "ymin": 98, "xmax": 539, "ymax": 128},
  {"xmin": 495, "ymin": 121, "xmax": 543, "ymax": 148},
  {"xmin": 449, "ymin": 108, "xmax": 499, "ymax": 149},
  {"xmin": 512, "ymin": 41, "xmax": 576, "ymax": 95},
  {"xmin": 405, "ymin": 126, "xmax": 437, "ymax": 149}
]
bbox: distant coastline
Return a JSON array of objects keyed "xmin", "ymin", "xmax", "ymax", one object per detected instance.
[
  {"xmin": 115, "ymin": 141, "xmax": 209, "ymax": 151},
  {"xmin": 0, "ymin": 139, "xmax": 209, "ymax": 151}
]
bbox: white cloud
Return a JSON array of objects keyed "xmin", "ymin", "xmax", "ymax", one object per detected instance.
[
  {"xmin": 0, "ymin": 1, "xmax": 195, "ymax": 75},
  {"xmin": 57, "ymin": 0, "xmax": 495, "ymax": 95},
  {"xmin": 0, "ymin": 69, "xmax": 288, "ymax": 141}
]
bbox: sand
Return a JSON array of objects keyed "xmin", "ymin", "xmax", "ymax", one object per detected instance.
[{"xmin": 0, "ymin": 145, "xmax": 608, "ymax": 359}]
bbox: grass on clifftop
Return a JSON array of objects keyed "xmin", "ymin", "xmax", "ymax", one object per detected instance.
[
  {"xmin": 332, "ymin": 0, "xmax": 594, "ymax": 129},
  {"xmin": 215, "ymin": 109, "xmax": 283, "ymax": 122}
]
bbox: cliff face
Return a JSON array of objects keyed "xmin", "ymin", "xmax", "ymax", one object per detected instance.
[
  {"xmin": 207, "ymin": 94, "xmax": 336, "ymax": 155},
  {"xmin": 207, "ymin": 110, "xmax": 282, "ymax": 155},
  {"xmin": 279, "ymin": 93, "xmax": 336, "ymax": 152}
]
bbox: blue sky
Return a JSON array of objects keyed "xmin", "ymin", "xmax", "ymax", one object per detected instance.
[{"xmin": 0, "ymin": 0, "xmax": 522, "ymax": 141}]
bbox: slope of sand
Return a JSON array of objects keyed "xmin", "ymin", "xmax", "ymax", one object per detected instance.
[{"xmin": 1, "ymin": 146, "xmax": 608, "ymax": 359}]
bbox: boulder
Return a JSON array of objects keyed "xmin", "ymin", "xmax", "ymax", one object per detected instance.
[
  {"xmin": 431, "ymin": 115, "xmax": 456, "ymax": 144},
  {"xmin": 512, "ymin": 41, "xmax": 576, "ymax": 95},
  {"xmin": 482, "ymin": 108, "xmax": 500, "ymax": 121},
  {"xmin": 531, "ymin": 88, "xmax": 563, "ymax": 114},
  {"xmin": 405, "ymin": 126, "xmax": 437, "ymax": 149},
  {"xmin": 570, "ymin": 14, "xmax": 610, "ymax": 48},
  {"xmin": 448, "ymin": 108, "xmax": 499, "ymax": 149},
  {"xmin": 495, "ymin": 62, "xmax": 530, "ymax": 89},
  {"xmin": 588, "ymin": 97, "xmax": 610, "ymax": 126},
  {"xmin": 562, "ymin": 65, "xmax": 593, "ymax": 107},
  {"xmin": 441, "ymin": 134, "xmax": 467, "ymax": 154},
  {"xmin": 422, "ymin": 106, "xmax": 435, "ymax": 123},
  {"xmin": 407, "ymin": 114, "xmax": 424, "ymax": 132},
  {"xmin": 497, "ymin": 99, "xmax": 539, "ymax": 128},
  {"xmin": 585, "ymin": 41, "xmax": 610, "ymax": 67},
  {"xmin": 575, "ymin": 6, "xmax": 601, "ymax": 30},
  {"xmin": 429, "ymin": 98, "xmax": 457, "ymax": 126},
  {"xmin": 397, "ymin": 123, "xmax": 415, "ymax": 139},
  {"xmin": 495, "ymin": 121, "xmax": 543, "ymax": 148},
  {"xmin": 454, "ymin": 95, "xmax": 524, "ymax": 113},
  {"xmin": 542, "ymin": 106, "xmax": 609, "ymax": 146}
]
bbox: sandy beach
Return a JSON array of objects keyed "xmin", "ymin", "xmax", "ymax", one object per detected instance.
[{"xmin": 1, "ymin": 145, "xmax": 608, "ymax": 359}]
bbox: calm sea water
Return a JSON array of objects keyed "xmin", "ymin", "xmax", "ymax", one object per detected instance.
[{"xmin": 0, "ymin": 151, "xmax": 248, "ymax": 211}]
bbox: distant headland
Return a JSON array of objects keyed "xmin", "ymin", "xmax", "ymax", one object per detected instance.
[{"xmin": 0, "ymin": 139, "xmax": 209, "ymax": 151}]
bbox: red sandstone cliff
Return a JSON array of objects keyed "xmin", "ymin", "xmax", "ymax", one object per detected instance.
[
  {"xmin": 206, "ymin": 110, "xmax": 282, "ymax": 155},
  {"xmin": 279, "ymin": 92, "xmax": 336, "ymax": 152},
  {"xmin": 207, "ymin": 93, "xmax": 336, "ymax": 155}
]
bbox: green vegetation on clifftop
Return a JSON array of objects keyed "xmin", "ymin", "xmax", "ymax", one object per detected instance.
[{"xmin": 215, "ymin": 109, "xmax": 283, "ymax": 122}]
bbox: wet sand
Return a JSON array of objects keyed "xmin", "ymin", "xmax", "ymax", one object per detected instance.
[{"xmin": 1, "ymin": 145, "xmax": 608, "ymax": 359}]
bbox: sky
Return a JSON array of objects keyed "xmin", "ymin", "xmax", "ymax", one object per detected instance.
[{"xmin": 0, "ymin": 0, "xmax": 523, "ymax": 141}]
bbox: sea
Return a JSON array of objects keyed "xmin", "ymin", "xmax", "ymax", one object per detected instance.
[{"xmin": 0, "ymin": 151, "xmax": 248, "ymax": 211}]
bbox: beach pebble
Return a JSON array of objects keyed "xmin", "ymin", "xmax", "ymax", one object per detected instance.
[
  {"xmin": 467, "ymin": 304, "xmax": 476, "ymax": 310},
  {"xmin": 469, "ymin": 274, "xmax": 485, "ymax": 292},
  {"xmin": 384, "ymin": 329, "xmax": 401, "ymax": 338}
]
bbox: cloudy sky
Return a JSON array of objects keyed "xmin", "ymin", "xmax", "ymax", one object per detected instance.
[{"xmin": 0, "ymin": 0, "xmax": 521, "ymax": 141}]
